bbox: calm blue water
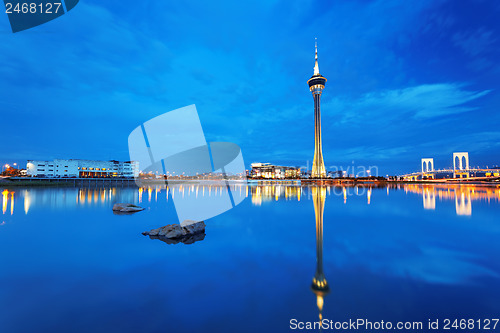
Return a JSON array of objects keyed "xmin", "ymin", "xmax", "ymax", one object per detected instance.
[{"xmin": 1, "ymin": 184, "xmax": 500, "ymax": 333}]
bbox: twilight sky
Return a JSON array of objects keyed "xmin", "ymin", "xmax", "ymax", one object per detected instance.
[{"xmin": 0, "ymin": 0, "xmax": 499, "ymax": 175}]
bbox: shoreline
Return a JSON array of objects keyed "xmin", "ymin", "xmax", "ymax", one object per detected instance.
[{"xmin": 1, "ymin": 177, "xmax": 499, "ymax": 188}]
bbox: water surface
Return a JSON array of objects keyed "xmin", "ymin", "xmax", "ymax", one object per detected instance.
[{"xmin": 1, "ymin": 184, "xmax": 500, "ymax": 333}]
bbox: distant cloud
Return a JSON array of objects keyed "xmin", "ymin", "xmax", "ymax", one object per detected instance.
[
  {"xmin": 326, "ymin": 83, "xmax": 490, "ymax": 124},
  {"xmin": 453, "ymin": 27, "xmax": 497, "ymax": 57}
]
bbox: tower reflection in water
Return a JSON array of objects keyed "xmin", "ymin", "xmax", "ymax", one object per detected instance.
[{"xmin": 311, "ymin": 186, "xmax": 329, "ymax": 322}]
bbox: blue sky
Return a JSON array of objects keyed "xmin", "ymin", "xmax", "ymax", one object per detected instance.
[{"xmin": 0, "ymin": 0, "xmax": 499, "ymax": 175}]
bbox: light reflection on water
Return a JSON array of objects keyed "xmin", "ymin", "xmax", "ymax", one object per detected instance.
[
  {"xmin": 2, "ymin": 183, "xmax": 500, "ymax": 220},
  {"xmin": 403, "ymin": 184, "xmax": 500, "ymax": 215}
]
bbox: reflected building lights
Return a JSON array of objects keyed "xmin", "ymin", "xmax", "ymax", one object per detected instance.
[
  {"xmin": 247, "ymin": 184, "xmax": 498, "ymax": 217},
  {"xmin": 2, "ymin": 183, "xmax": 497, "ymax": 219},
  {"xmin": 10, "ymin": 192, "xmax": 14, "ymax": 215},
  {"xmin": 2, "ymin": 189, "xmax": 9, "ymax": 214},
  {"xmin": 456, "ymin": 192, "xmax": 472, "ymax": 216},
  {"xmin": 250, "ymin": 185, "xmax": 303, "ymax": 204},
  {"xmin": 423, "ymin": 188, "xmax": 436, "ymax": 210},
  {"xmin": 2, "ymin": 186, "xmax": 149, "ymax": 216},
  {"xmin": 404, "ymin": 184, "xmax": 500, "ymax": 216},
  {"xmin": 24, "ymin": 190, "xmax": 30, "ymax": 214}
]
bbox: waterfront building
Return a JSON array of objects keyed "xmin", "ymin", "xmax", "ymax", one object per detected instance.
[
  {"xmin": 327, "ymin": 170, "xmax": 344, "ymax": 178},
  {"xmin": 26, "ymin": 159, "xmax": 139, "ymax": 178},
  {"xmin": 250, "ymin": 163, "xmax": 301, "ymax": 179},
  {"xmin": 307, "ymin": 40, "xmax": 327, "ymax": 178}
]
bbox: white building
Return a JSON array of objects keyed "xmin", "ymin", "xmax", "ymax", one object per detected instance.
[
  {"xmin": 250, "ymin": 162, "xmax": 301, "ymax": 179},
  {"xmin": 26, "ymin": 159, "xmax": 139, "ymax": 178}
]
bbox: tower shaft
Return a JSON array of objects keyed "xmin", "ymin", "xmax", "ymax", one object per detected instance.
[{"xmin": 312, "ymin": 92, "xmax": 326, "ymax": 178}]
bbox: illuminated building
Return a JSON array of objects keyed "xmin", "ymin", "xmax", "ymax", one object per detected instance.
[
  {"xmin": 26, "ymin": 159, "xmax": 139, "ymax": 178},
  {"xmin": 250, "ymin": 163, "xmax": 301, "ymax": 179},
  {"xmin": 307, "ymin": 40, "xmax": 327, "ymax": 178}
]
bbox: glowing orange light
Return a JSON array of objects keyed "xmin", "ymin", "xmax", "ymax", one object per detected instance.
[
  {"xmin": 2, "ymin": 190, "xmax": 9, "ymax": 214},
  {"xmin": 10, "ymin": 192, "xmax": 14, "ymax": 215}
]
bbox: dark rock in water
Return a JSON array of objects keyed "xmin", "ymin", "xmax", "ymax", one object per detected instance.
[
  {"xmin": 113, "ymin": 210, "xmax": 138, "ymax": 216},
  {"xmin": 112, "ymin": 203, "xmax": 144, "ymax": 213},
  {"xmin": 148, "ymin": 232, "xmax": 206, "ymax": 245},
  {"xmin": 142, "ymin": 221, "xmax": 206, "ymax": 244},
  {"xmin": 180, "ymin": 220, "xmax": 206, "ymax": 235},
  {"xmin": 144, "ymin": 227, "xmax": 161, "ymax": 236},
  {"xmin": 159, "ymin": 224, "xmax": 186, "ymax": 238},
  {"xmin": 142, "ymin": 221, "xmax": 205, "ymax": 238}
]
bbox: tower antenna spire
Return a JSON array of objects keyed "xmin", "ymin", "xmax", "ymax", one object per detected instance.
[{"xmin": 314, "ymin": 38, "xmax": 320, "ymax": 75}]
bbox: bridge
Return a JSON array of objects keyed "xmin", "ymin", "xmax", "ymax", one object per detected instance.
[{"xmin": 401, "ymin": 152, "xmax": 500, "ymax": 182}]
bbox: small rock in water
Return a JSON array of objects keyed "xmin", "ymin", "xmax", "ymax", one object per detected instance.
[
  {"xmin": 112, "ymin": 203, "xmax": 144, "ymax": 213},
  {"xmin": 142, "ymin": 220, "xmax": 206, "ymax": 245}
]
